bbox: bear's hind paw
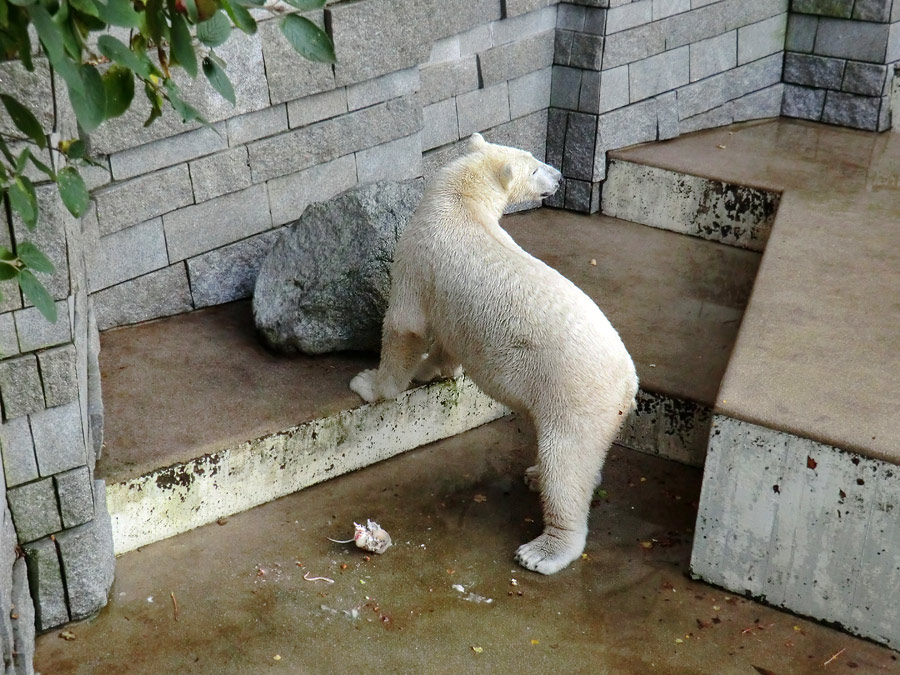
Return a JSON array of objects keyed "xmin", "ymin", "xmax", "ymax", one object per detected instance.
[
  {"xmin": 515, "ymin": 531, "xmax": 585, "ymax": 575},
  {"xmin": 523, "ymin": 465, "xmax": 541, "ymax": 492}
]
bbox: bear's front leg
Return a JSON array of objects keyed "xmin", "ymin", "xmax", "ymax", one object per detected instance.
[{"xmin": 350, "ymin": 328, "xmax": 427, "ymax": 403}]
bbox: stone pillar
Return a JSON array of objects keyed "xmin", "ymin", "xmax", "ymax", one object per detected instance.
[
  {"xmin": 546, "ymin": 0, "xmax": 788, "ymax": 214},
  {"xmin": 783, "ymin": 0, "xmax": 898, "ymax": 131},
  {"xmin": 0, "ymin": 58, "xmax": 114, "ymax": 651}
]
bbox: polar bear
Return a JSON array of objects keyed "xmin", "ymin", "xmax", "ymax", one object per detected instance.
[{"xmin": 350, "ymin": 133, "xmax": 638, "ymax": 575}]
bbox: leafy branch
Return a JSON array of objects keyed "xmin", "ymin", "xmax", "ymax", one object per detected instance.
[{"xmin": 0, "ymin": 0, "xmax": 335, "ymax": 322}]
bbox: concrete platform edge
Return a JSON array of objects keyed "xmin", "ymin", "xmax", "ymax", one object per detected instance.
[{"xmin": 107, "ymin": 376, "xmax": 508, "ymax": 555}]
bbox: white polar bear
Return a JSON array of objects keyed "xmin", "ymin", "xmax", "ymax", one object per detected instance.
[{"xmin": 350, "ymin": 133, "xmax": 638, "ymax": 575}]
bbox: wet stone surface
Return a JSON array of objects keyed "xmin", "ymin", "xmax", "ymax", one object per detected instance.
[{"xmin": 35, "ymin": 418, "xmax": 898, "ymax": 674}]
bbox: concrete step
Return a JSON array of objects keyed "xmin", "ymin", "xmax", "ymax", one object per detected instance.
[
  {"xmin": 97, "ymin": 209, "xmax": 759, "ymax": 555},
  {"xmin": 605, "ymin": 119, "xmax": 900, "ymax": 648}
]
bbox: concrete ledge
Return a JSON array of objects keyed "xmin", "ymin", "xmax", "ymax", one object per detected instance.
[
  {"xmin": 691, "ymin": 414, "xmax": 900, "ymax": 649},
  {"xmin": 619, "ymin": 390, "xmax": 712, "ymax": 468},
  {"xmin": 107, "ymin": 376, "xmax": 507, "ymax": 554},
  {"xmin": 601, "ymin": 158, "xmax": 779, "ymax": 251}
]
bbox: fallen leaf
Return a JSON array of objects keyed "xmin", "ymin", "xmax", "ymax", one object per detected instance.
[
  {"xmin": 216, "ymin": 517, "xmax": 228, "ymax": 526},
  {"xmin": 531, "ymin": 639, "xmax": 540, "ymax": 645},
  {"xmin": 471, "ymin": 646, "xmax": 483, "ymax": 654},
  {"xmin": 807, "ymin": 456, "xmax": 817, "ymax": 470},
  {"xmin": 640, "ymin": 541, "xmax": 653, "ymax": 550},
  {"xmin": 674, "ymin": 638, "xmax": 683, "ymax": 644},
  {"xmin": 752, "ymin": 667, "xmax": 777, "ymax": 675},
  {"xmin": 589, "ymin": 259, "xmax": 597, "ymax": 266},
  {"xmin": 716, "ymin": 144, "xmax": 727, "ymax": 149},
  {"xmin": 273, "ymin": 655, "xmax": 281, "ymax": 661},
  {"xmin": 473, "ymin": 494, "xmax": 487, "ymax": 503},
  {"xmin": 59, "ymin": 630, "xmax": 76, "ymax": 641}
]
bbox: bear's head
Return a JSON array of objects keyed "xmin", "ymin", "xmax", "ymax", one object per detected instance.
[{"xmin": 467, "ymin": 133, "xmax": 562, "ymax": 205}]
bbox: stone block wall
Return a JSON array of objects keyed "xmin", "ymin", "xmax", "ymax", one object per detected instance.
[
  {"xmin": 783, "ymin": 0, "xmax": 899, "ymax": 130},
  {"xmin": 83, "ymin": 2, "xmax": 560, "ymax": 331},
  {"xmin": 546, "ymin": 0, "xmax": 789, "ymax": 212},
  {"xmin": 0, "ymin": 95, "xmax": 113, "ymax": 644}
]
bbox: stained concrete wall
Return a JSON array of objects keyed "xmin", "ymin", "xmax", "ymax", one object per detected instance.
[{"xmin": 692, "ymin": 415, "xmax": 900, "ymax": 649}]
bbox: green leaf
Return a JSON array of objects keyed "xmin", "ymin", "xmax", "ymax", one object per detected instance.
[
  {"xmin": 0, "ymin": 136, "xmax": 13, "ymax": 164},
  {"xmin": 58, "ymin": 7, "xmax": 83, "ymax": 60},
  {"xmin": 26, "ymin": 152, "xmax": 55, "ymax": 180},
  {"xmin": 202, "ymin": 55, "xmax": 234, "ymax": 105},
  {"xmin": 280, "ymin": 0, "xmax": 325, "ymax": 10},
  {"xmin": 143, "ymin": 80, "xmax": 163, "ymax": 127},
  {"xmin": 8, "ymin": 0, "xmax": 34, "ymax": 7},
  {"xmin": 0, "ymin": 249, "xmax": 18, "ymax": 282},
  {"xmin": 16, "ymin": 19, "xmax": 33, "ymax": 71},
  {"xmin": 235, "ymin": 0, "xmax": 264, "ymax": 6},
  {"xmin": 183, "ymin": 0, "xmax": 198, "ymax": 22},
  {"xmin": 68, "ymin": 64, "xmax": 107, "ymax": 132},
  {"xmin": 8, "ymin": 176, "xmax": 37, "ymax": 229},
  {"xmin": 94, "ymin": 0, "xmax": 140, "ymax": 27},
  {"xmin": 14, "ymin": 146, "xmax": 29, "ymax": 174},
  {"xmin": 196, "ymin": 10, "xmax": 230, "ymax": 47},
  {"xmin": 68, "ymin": 0, "xmax": 99, "ymax": 18},
  {"xmin": 220, "ymin": 0, "xmax": 254, "ymax": 34},
  {"xmin": 164, "ymin": 80, "xmax": 203, "ymax": 123},
  {"xmin": 0, "ymin": 0, "xmax": 9, "ymax": 22},
  {"xmin": 102, "ymin": 64, "xmax": 134, "ymax": 118},
  {"xmin": 29, "ymin": 5, "xmax": 84, "ymax": 95},
  {"xmin": 57, "ymin": 166, "xmax": 89, "ymax": 217},
  {"xmin": 0, "ymin": 94, "xmax": 46, "ymax": 148},
  {"xmin": 97, "ymin": 34, "xmax": 151, "ymax": 78},
  {"xmin": 16, "ymin": 241, "xmax": 54, "ymax": 274},
  {"xmin": 279, "ymin": 14, "xmax": 334, "ymax": 64},
  {"xmin": 63, "ymin": 138, "xmax": 86, "ymax": 160},
  {"xmin": 17, "ymin": 269, "xmax": 56, "ymax": 322},
  {"xmin": 142, "ymin": 0, "xmax": 165, "ymax": 44},
  {"xmin": 169, "ymin": 13, "xmax": 197, "ymax": 77},
  {"xmin": 0, "ymin": 262, "xmax": 17, "ymax": 282}
]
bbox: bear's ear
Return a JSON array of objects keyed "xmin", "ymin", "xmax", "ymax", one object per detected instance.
[
  {"xmin": 468, "ymin": 133, "xmax": 487, "ymax": 152},
  {"xmin": 498, "ymin": 163, "xmax": 514, "ymax": 190}
]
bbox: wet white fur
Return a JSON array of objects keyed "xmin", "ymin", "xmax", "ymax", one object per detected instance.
[{"xmin": 350, "ymin": 133, "xmax": 638, "ymax": 574}]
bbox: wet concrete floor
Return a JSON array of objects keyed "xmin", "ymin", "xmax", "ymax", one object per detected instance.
[{"xmin": 36, "ymin": 418, "xmax": 897, "ymax": 674}]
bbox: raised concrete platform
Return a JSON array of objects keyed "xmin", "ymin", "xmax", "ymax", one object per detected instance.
[
  {"xmin": 606, "ymin": 119, "xmax": 900, "ymax": 648},
  {"xmin": 97, "ymin": 210, "xmax": 758, "ymax": 553},
  {"xmin": 35, "ymin": 419, "xmax": 899, "ymax": 674}
]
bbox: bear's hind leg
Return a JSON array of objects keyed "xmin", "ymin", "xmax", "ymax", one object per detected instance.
[{"xmin": 515, "ymin": 421, "xmax": 616, "ymax": 575}]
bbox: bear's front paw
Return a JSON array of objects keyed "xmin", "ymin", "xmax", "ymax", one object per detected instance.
[
  {"xmin": 349, "ymin": 369, "xmax": 380, "ymax": 403},
  {"xmin": 514, "ymin": 528, "xmax": 586, "ymax": 575}
]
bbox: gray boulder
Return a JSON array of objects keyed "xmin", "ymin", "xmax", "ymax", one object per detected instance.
[{"xmin": 253, "ymin": 179, "xmax": 425, "ymax": 354}]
